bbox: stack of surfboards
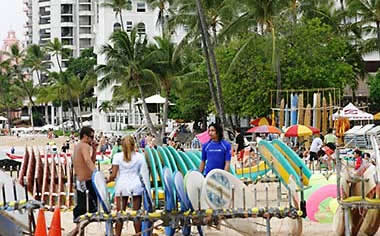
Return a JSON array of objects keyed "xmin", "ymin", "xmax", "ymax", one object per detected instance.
[{"xmin": 16, "ymin": 147, "xmax": 74, "ymax": 210}]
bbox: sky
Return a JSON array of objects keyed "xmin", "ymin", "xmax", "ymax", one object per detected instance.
[{"xmin": 0, "ymin": 0, "xmax": 26, "ymax": 44}]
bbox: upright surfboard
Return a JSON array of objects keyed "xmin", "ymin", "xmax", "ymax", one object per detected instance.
[
  {"xmin": 139, "ymin": 158, "xmax": 153, "ymax": 236},
  {"xmin": 145, "ymin": 148, "xmax": 159, "ymax": 206},
  {"xmin": 291, "ymin": 93, "xmax": 298, "ymax": 125},
  {"xmin": 92, "ymin": 171, "xmax": 112, "ymax": 236},
  {"xmin": 173, "ymin": 171, "xmax": 191, "ymax": 235},
  {"xmin": 157, "ymin": 146, "xmax": 173, "ymax": 172},
  {"xmin": 272, "ymin": 139, "xmax": 311, "ymax": 186},
  {"xmin": 162, "ymin": 147, "xmax": 178, "ymax": 172},
  {"xmin": 178, "ymin": 151, "xmax": 197, "ymax": 171},
  {"xmin": 285, "ymin": 104, "xmax": 289, "ymax": 128},
  {"xmin": 257, "ymin": 140, "xmax": 301, "ymax": 188},
  {"xmin": 163, "ymin": 167, "xmax": 176, "ymax": 236},
  {"xmin": 167, "ymin": 146, "xmax": 188, "ymax": 175},
  {"xmin": 184, "ymin": 171, "xmax": 207, "ymax": 210},
  {"xmin": 312, "ymin": 93, "xmax": 317, "ymax": 127}
]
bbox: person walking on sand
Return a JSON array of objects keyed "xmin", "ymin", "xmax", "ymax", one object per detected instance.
[
  {"xmin": 107, "ymin": 135, "xmax": 147, "ymax": 236},
  {"xmin": 199, "ymin": 123, "xmax": 231, "ymax": 176},
  {"xmin": 69, "ymin": 126, "xmax": 98, "ymax": 236}
]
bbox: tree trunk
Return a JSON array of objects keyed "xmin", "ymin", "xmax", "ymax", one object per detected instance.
[
  {"xmin": 60, "ymin": 102, "xmax": 64, "ymax": 130},
  {"xmin": 77, "ymin": 97, "xmax": 83, "ymax": 128},
  {"xmin": 195, "ymin": 0, "xmax": 228, "ymax": 128},
  {"xmin": 160, "ymin": 89, "xmax": 170, "ymax": 145},
  {"xmin": 56, "ymin": 54, "xmax": 62, "ymax": 72},
  {"xmin": 29, "ymin": 104, "xmax": 34, "ymax": 129},
  {"xmin": 120, "ymin": 10, "xmax": 125, "ymax": 31},
  {"xmin": 137, "ymin": 82, "xmax": 157, "ymax": 135},
  {"xmin": 45, "ymin": 104, "xmax": 49, "ymax": 124},
  {"xmin": 377, "ymin": 21, "xmax": 380, "ymax": 58},
  {"xmin": 68, "ymin": 99, "xmax": 77, "ymax": 130}
]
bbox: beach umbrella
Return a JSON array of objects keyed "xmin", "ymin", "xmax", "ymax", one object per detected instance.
[
  {"xmin": 306, "ymin": 184, "xmax": 338, "ymax": 223},
  {"xmin": 246, "ymin": 125, "xmax": 281, "ymax": 134},
  {"xmin": 306, "ymin": 126, "xmax": 320, "ymax": 134},
  {"xmin": 285, "ymin": 125, "xmax": 313, "ymax": 137},
  {"xmin": 250, "ymin": 117, "xmax": 272, "ymax": 126},
  {"xmin": 196, "ymin": 130, "xmax": 210, "ymax": 144}
]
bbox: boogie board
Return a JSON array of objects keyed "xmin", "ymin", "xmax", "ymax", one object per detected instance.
[
  {"xmin": 257, "ymin": 140, "xmax": 302, "ymax": 188},
  {"xmin": 272, "ymin": 139, "xmax": 311, "ymax": 186}
]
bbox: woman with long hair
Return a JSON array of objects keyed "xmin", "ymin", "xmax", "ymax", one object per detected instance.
[{"xmin": 107, "ymin": 135, "xmax": 147, "ymax": 235}]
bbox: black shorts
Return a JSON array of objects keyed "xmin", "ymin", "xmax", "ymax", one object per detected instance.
[
  {"xmin": 326, "ymin": 143, "xmax": 336, "ymax": 151},
  {"xmin": 73, "ymin": 180, "xmax": 98, "ymax": 221},
  {"xmin": 309, "ymin": 152, "xmax": 319, "ymax": 161}
]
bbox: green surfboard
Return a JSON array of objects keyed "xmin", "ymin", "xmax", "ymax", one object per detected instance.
[
  {"xmin": 157, "ymin": 146, "xmax": 173, "ymax": 172},
  {"xmin": 178, "ymin": 151, "xmax": 197, "ymax": 170},
  {"xmin": 167, "ymin": 146, "xmax": 188, "ymax": 175},
  {"xmin": 145, "ymin": 147, "xmax": 159, "ymax": 206},
  {"xmin": 151, "ymin": 148, "xmax": 165, "ymax": 187},
  {"xmin": 186, "ymin": 151, "xmax": 201, "ymax": 168},
  {"xmin": 163, "ymin": 147, "xmax": 178, "ymax": 172}
]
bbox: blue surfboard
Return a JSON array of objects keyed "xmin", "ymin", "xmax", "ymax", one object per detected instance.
[
  {"xmin": 173, "ymin": 171, "xmax": 191, "ymax": 235},
  {"xmin": 163, "ymin": 167, "xmax": 176, "ymax": 236},
  {"xmin": 291, "ymin": 94, "xmax": 298, "ymax": 125}
]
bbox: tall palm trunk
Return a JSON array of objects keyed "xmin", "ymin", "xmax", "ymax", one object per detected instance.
[
  {"xmin": 7, "ymin": 107, "xmax": 12, "ymax": 135},
  {"xmin": 29, "ymin": 104, "xmax": 34, "ymax": 128},
  {"xmin": 77, "ymin": 97, "xmax": 83, "ymax": 128},
  {"xmin": 68, "ymin": 99, "xmax": 78, "ymax": 130},
  {"xmin": 60, "ymin": 102, "xmax": 64, "ymax": 130},
  {"xmin": 119, "ymin": 11, "xmax": 125, "ymax": 31},
  {"xmin": 197, "ymin": 23, "xmax": 221, "ymax": 119},
  {"xmin": 56, "ymin": 54, "xmax": 62, "ymax": 72},
  {"xmin": 195, "ymin": 0, "xmax": 228, "ymax": 128},
  {"xmin": 160, "ymin": 89, "xmax": 170, "ymax": 145},
  {"xmin": 137, "ymin": 82, "xmax": 157, "ymax": 135},
  {"xmin": 377, "ymin": 21, "xmax": 380, "ymax": 58}
]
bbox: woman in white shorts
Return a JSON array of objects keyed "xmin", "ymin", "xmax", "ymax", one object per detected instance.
[{"xmin": 107, "ymin": 135, "xmax": 147, "ymax": 236}]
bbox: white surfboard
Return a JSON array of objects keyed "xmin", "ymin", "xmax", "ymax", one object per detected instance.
[{"xmin": 184, "ymin": 171, "xmax": 207, "ymax": 210}]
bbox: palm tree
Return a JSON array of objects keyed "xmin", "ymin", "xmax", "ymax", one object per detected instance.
[
  {"xmin": 25, "ymin": 44, "xmax": 51, "ymax": 124},
  {"xmin": 101, "ymin": 0, "xmax": 130, "ymax": 31},
  {"xmin": 45, "ymin": 38, "xmax": 66, "ymax": 72},
  {"xmin": 347, "ymin": 0, "xmax": 380, "ymax": 57},
  {"xmin": 99, "ymin": 100, "xmax": 116, "ymax": 130},
  {"xmin": 7, "ymin": 44, "xmax": 38, "ymax": 128},
  {"xmin": 146, "ymin": 0, "xmax": 174, "ymax": 36},
  {"xmin": 97, "ymin": 29, "xmax": 158, "ymax": 135},
  {"xmin": 0, "ymin": 61, "xmax": 22, "ymax": 133}
]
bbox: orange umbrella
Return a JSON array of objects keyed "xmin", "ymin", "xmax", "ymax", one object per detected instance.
[
  {"xmin": 246, "ymin": 125, "xmax": 281, "ymax": 134},
  {"xmin": 285, "ymin": 125, "xmax": 313, "ymax": 137},
  {"xmin": 250, "ymin": 117, "xmax": 272, "ymax": 126}
]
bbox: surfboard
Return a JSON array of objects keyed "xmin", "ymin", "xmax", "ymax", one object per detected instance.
[
  {"xmin": 157, "ymin": 146, "xmax": 173, "ymax": 172},
  {"xmin": 329, "ymin": 93, "xmax": 334, "ymax": 129},
  {"xmin": 48, "ymin": 153, "xmax": 57, "ymax": 208},
  {"xmin": 173, "ymin": 171, "xmax": 191, "ymax": 235},
  {"xmin": 167, "ymin": 146, "xmax": 188, "ymax": 175},
  {"xmin": 312, "ymin": 93, "xmax": 317, "ymax": 127},
  {"xmin": 193, "ymin": 151, "xmax": 202, "ymax": 160},
  {"xmin": 298, "ymin": 93, "xmax": 304, "ymax": 125},
  {"xmin": 151, "ymin": 148, "xmax": 164, "ymax": 187},
  {"xmin": 279, "ymin": 98, "xmax": 285, "ymax": 128},
  {"xmin": 322, "ymin": 97, "xmax": 328, "ymax": 134},
  {"xmin": 178, "ymin": 151, "xmax": 197, "ymax": 171},
  {"xmin": 186, "ymin": 152, "xmax": 201, "ymax": 168},
  {"xmin": 316, "ymin": 93, "xmax": 321, "ymax": 130},
  {"xmin": 41, "ymin": 149, "xmax": 49, "ymax": 204},
  {"xmin": 285, "ymin": 104, "xmax": 289, "ymax": 128},
  {"xmin": 235, "ymin": 161, "xmax": 269, "ymax": 180},
  {"xmin": 57, "ymin": 153, "xmax": 64, "ymax": 207},
  {"xmin": 92, "ymin": 171, "xmax": 112, "ymax": 236},
  {"xmin": 139, "ymin": 158, "xmax": 153, "ymax": 236},
  {"xmin": 163, "ymin": 167, "xmax": 176, "ymax": 236},
  {"xmin": 65, "ymin": 154, "xmax": 73, "ymax": 208},
  {"xmin": 257, "ymin": 140, "xmax": 302, "ymax": 188},
  {"xmin": 145, "ymin": 148, "xmax": 159, "ymax": 207},
  {"xmin": 33, "ymin": 150, "xmax": 43, "ymax": 200},
  {"xmin": 162, "ymin": 147, "xmax": 178, "ymax": 172},
  {"xmin": 184, "ymin": 171, "xmax": 207, "ymax": 210},
  {"xmin": 272, "ymin": 139, "xmax": 311, "ymax": 186},
  {"xmin": 291, "ymin": 93, "xmax": 298, "ymax": 125},
  {"xmin": 17, "ymin": 148, "xmax": 29, "ymax": 186},
  {"xmin": 25, "ymin": 148, "xmax": 36, "ymax": 193}
]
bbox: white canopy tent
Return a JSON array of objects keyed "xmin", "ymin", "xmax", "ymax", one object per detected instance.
[
  {"xmin": 135, "ymin": 94, "xmax": 175, "ymax": 105},
  {"xmin": 333, "ymin": 103, "xmax": 373, "ymax": 120}
]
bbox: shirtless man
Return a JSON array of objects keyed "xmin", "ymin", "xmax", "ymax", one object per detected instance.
[{"xmin": 69, "ymin": 126, "xmax": 98, "ymax": 236}]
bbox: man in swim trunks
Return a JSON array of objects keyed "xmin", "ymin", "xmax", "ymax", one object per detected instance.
[
  {"xmin": 199, "ymin": 123, "xmax": 231, "ymax": 176},
  {"xmin": 69, "ymin": 126, "xmax": 98, "ymax": 236}
]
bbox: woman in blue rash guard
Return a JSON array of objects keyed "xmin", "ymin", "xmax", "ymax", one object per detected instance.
[{"xmin": 199, "ymin": 123, "xmax": 231, "ymax": 176}]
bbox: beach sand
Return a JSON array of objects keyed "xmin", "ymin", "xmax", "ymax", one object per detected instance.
[{"xmin": 0, "ymin": 135, "xmax": 340, "ymax": 235}]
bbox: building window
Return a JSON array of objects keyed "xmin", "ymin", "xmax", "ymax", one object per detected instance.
[
  {"xmin": 126, "ymin": 21, "xmax": 132, "ymax": 32},
  {"xmin": 137, "ymin": 2, "xmax": 145, "ymax": 12},
  {"xmin": 61, "ymin": 16, "xmax": 73, "ymax": 23},
  {"xmin": 137, "ymin": 23, "xmax": 145, "ymax": 35},
  {"xmin": 113, "ymin": 23, "xmax": 122, "ymax": 31}
]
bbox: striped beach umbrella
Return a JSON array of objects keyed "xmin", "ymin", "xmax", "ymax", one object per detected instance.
[
  {"xmin": 246, "ymin": 125, "xmax": 281, "ymax": 134},
  {"xmin": 285, "ymin": 125, "xmax": 313, "ymax": 137},
  {"xmin": 250, "ymin": 117, "xmax": 272, "ymax": 126}
]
